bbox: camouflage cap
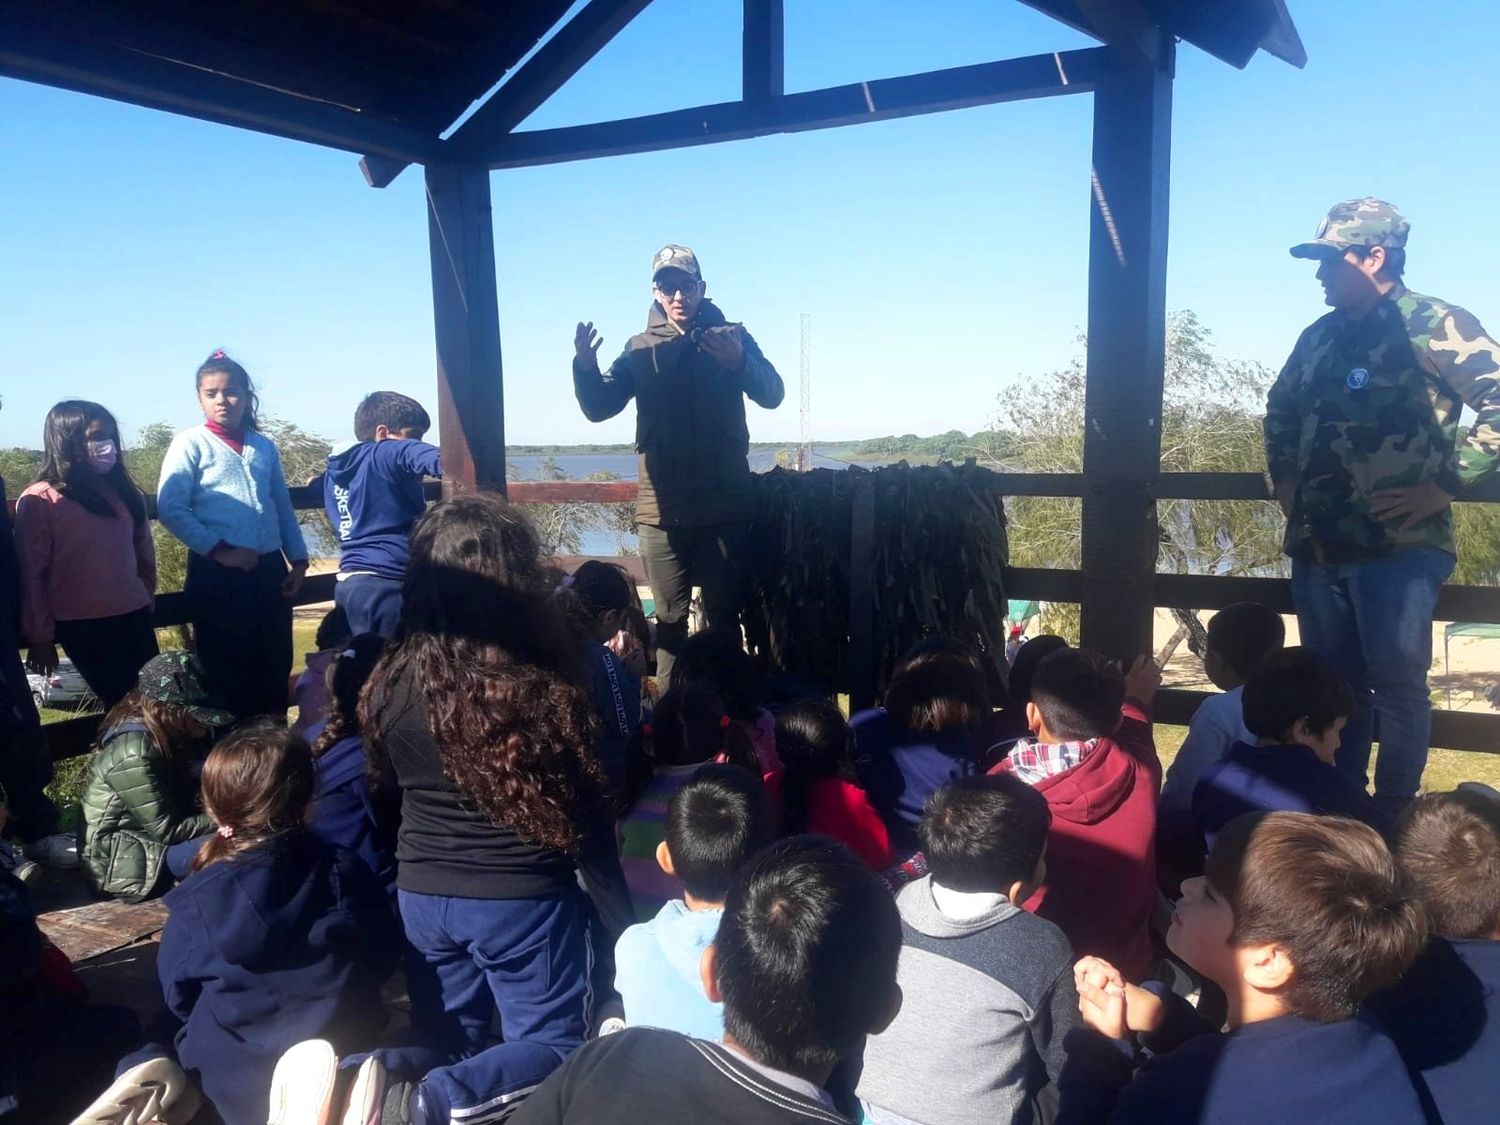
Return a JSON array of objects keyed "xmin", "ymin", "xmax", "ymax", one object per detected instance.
[
  {"xmin": 136, "ymin": 651, "xmax": 235, "ymax": 727},
  {"xmin": 1290, "ymin": 198, "xmax": 1410, "ymax": 260},
  {"xmin": 652, "ymin": 244, "xmax": 701, "ymax": 282}
]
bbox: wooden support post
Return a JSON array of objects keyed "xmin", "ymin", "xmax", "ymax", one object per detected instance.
[
  {"xmin": 1078, "ymin": 42, "xmax": 1173, "ymax": 658},
  {"xmin": 743, "ymin": 0, "xmax": 784, "ymax": 102},
  {"xmin": 426, "ymin": 163, "xmax": 506, "ymax": 495},
  {"xmin": 849, "ymin": 474, "xmax": 878, "ymax": 712}
]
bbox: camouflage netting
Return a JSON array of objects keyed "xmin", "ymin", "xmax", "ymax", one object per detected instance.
[{"xmin": 741, "ymin": 462, "xmax": 1010, "ymax": 705}]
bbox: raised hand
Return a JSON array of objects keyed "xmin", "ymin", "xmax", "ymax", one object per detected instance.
[
  {"xmin": 1123, "ymin": 654, "xmax": 1162, "ymax": 705},
  {"xmin": 575, "ymin": 321, "xmax": 604, "ymax": 371},
  {"xmin": 697, "ymin": 324, "xmax": 745, "ymax": 371}
]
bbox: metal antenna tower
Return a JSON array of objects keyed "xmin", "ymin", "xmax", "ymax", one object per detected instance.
[{"xmin": 797, "ymin": 313, "xmax": 811, "ymax": 471}]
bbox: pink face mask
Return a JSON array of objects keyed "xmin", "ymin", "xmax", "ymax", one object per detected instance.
[{"xmin": 85, "ymin": 439, "xmax": 118, "ymax": 474}]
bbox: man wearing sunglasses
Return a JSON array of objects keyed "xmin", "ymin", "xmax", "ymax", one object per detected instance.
[
  {"xmin": 1265, "ymin": 198, "xmax": 1500, "ymax": 823},
  {"xmin": 574, "ymin": 245, "xmax": 783, "ymax": 687}
]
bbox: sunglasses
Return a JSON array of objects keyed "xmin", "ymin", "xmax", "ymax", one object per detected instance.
[{"xmin": 654, "ymin": 276, "xmax": 700, "ymax": 296}]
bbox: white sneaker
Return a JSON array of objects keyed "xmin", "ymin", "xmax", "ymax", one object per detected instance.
[
  {"xmin": 25, "ymin": 832, "xmax": 79, "ymax": 869},
  {"xmin": 342, "ymin": 1056, "xmax": 387, "ymax": 1125},
  {"xmin": 69, "ymin": 1055, "xmax": 201, "ymax": 1125},
  {"xmin": 269, "ymin": 1039, "xmax": 340, "ymax": 1125},
  {"xmin": 0, "ymin": 840, "xmax": 40, "ymax": 884}
]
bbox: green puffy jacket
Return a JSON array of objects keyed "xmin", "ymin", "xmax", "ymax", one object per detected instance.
[{"xmin": 80, "ymin": 723, "xmax": 212, "ymax": 902}]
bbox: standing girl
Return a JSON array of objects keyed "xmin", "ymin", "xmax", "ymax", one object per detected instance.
[
  {"xmin": 156, "ymin": 352, "xmax": 308, "ymax": 719},
  {"xmin": 360, "ymin": 495, "xmax": 632, "ymax": 1118},
  {"xmin": 16, "ymin": 400, "xmax": 158, "ymax": 709}
]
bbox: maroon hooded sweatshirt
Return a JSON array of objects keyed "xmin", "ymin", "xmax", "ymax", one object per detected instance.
[{"xmin": 993, "ymin": 701, "xmax": 1161, "ymax": 982}]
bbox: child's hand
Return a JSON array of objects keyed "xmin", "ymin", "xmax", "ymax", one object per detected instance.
[
  {"xmin": 212, "ymin": 545, "xmax": 259, "ymax": 572},
  {"xmin": 1123, "ymin": 655, "xmax": 1162, "ymax": 705},
  {"xmin": 1074, "ymin": 956, "xmax": 1166, "ymax": 1036},
  {"xmin": 1076, "ymin": 961, "xmax": 1128, "ymax": 1040},
  {"xmin": 280, "ymin": 569, "xmax": 305, "ymax": 598}
]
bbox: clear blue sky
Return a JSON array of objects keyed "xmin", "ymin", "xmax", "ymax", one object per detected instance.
[{"xmin": 2, "ymin": 0, "xmax": 1497, "ymax": 451}]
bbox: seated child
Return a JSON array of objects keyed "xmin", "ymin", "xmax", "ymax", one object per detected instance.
[
  {"xmin": 856, "ymin": 636, "xmax": 995, "ymax": 858},
  {"xmin": 1157, "ymin": 603, "xmax": 1284, "ymax": 874},
  {"xmin": 291, "ymin": 605, "xmax": 351, "ymax": 736},
  {"xmin": 992, "ymin": 649, "xmax": 1162, "ymax": 982},
  {"xmin": 1366, "ymin": 789, "xmax": 1500, "ymax": 1123},
  {"xmin": 509, "ymin": 835, "xmax": 903, "ymax": 1124},
  {"xmin": 103, "ymin": 722, "xmax": 398, "ymax": 1125},
  {"xmin": 80, "ymin": 651, "xmax": 231, "ymax": 902},
  {"xmin": 307, "ymin": 633, "xmax": 399, "ymax": 896},
  {"xmin": 772, "ymin": 699, "xmax": 892, "ymax": 869},
  {"xmin": 858, "ymin": 775, "xmax": 1076, "ymax": 1125},
  {"xmin": 562, "ymin": 560, "xmax": 643, "ymax": 798},
  {"xmin": 614, "ymin": 765, "xmax": 773, "ymax": 1039},
  {"xmin": 1063, "ymin": 811, "xmax": 1427, "ymax": 1124},
  {"xmin": 985, "ymin": 634, "xmax": 1069, "ymax": 750},
  {"xmin": 323, "ymin": 391, "xmax": 442, "ymax": 638},
  {"xmin": 672, "ymin": 628, "xmax": 782, "ymax": 779},
  {"xmin": 619, "ymin": 682, "xmax": 762, "ymax": 919},
  {"xmin": 1193, "ymin": 647, "xmax": 1380, "ymax": 854}
]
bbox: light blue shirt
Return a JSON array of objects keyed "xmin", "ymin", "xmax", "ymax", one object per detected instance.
[
  {"xmin": 614, "ymin": 899, "xmax": 724, "ymax": 1041},
  {"xmin": 1160, "ymin": 686, "xmax": 1251, "ymax": 820},
  {"xmin": 156, "ymin": 426, "xmax": 308, "ymax": 560}
]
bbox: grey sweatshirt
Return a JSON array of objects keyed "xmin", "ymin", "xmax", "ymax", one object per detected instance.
[{"xmin": 856, "ymin": 876, "xmax": 1079, "ymax": 1125}]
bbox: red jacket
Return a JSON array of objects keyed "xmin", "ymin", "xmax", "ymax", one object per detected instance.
[{"xmin": 993, "ymin": 701, "xmax": 1161, "ymax": 982}]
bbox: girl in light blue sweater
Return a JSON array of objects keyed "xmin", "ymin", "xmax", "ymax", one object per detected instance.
[{"xmin": 156, "ymin": 351, "xmax": 308, "ymax": 720}]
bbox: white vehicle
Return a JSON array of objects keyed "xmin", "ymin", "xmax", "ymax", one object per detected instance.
[{"xmin": 27, "ymin": 659, "xmax": 95, "ymax": 710}]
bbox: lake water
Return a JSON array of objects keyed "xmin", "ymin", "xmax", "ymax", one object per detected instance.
[{"xmin": 509, "ymin": 448, "xmax": 873, "ymax": 557}]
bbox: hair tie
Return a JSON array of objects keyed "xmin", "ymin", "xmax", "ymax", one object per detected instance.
[
  {"xmin": 210, "ymin": 348, "xmax": 227, "ymax": 359},
  {"xmin": 217, "ymin": 824, "xmax": 235, "ymax": 839},
  {"xmin": 641, "ymin": 722, "xmax": 654, "ymax": 737},
  {"xmin": 341, "ymin": 648, "xmax": 357, "ymax": 659},
  {"xmin": 719, "ymin": 715, "xmax": 732, "ymax": 730}
]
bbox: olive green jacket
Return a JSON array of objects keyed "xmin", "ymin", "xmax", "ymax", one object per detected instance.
[{"xmin": 80, "ymin": 724, "xmax": 212, "ymax": 902}]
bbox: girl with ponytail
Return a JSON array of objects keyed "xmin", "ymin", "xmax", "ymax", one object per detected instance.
[{"xmin": 141, "ymin": 721, "xmax": 397, "ymax": 1125}]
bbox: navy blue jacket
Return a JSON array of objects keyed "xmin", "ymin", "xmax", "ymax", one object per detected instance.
[
  {"xmin": 1367, "ymin": 937, "xmax": 1500, "ymax": 1125},
  {"xmin": 583, "ymin": 641, "xmax": 640, "ymax": 801},
  {"xmin": 152, "ymin": 830, "xmax": 398, "ymax": 1125},
  {"xmin": 324, "ymin": 439, "xmax": 441, "ymax": 580},
  {"xmin": 307, "ymin": 727, "xmax": 400, "ymax": 900},
  {"xmin": 1058, "ymin": 987, "xmax": 1430, "ymax": 1123},
  {"xmin": 854, "ymin": 709, "xmax": 984, "ymax": 856},
  {"xmin": 1193, "ymin": 741, "xmax": 1383, "ymax": 852}
]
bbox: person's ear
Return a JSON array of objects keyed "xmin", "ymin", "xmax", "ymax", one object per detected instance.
[
  {"xmin": 870, "ymin": 982, "xmax": 903, "ymax": 1036},
  {"xmin": 1025, "ymin": 701, "xmax": 1043, "ymax": 736},
  {"xmin": 655, "ymin": 840, "xmax": 676, "ymax": 877},
  {"xmin": 1008, "ymin": 851, "xmax": 1047, "ymax": 906},
  {"xmin": 1241, "ymin": 941, "xmax": 1295, "ymax": 993},
  {"xmin": 373, "ymin": 423, "xmax": 391, "ymax": 442},
  {"xmin": 1361, "ymin": 244, "xmax": 1386, "ymax": 278},
  {"xmin": 1289, "ymin": 717, "xmax": 1315, "ymax": 748},
  {"xmin": 700, "ymin": 944, "xmax": 723, "ymax": 1003}
]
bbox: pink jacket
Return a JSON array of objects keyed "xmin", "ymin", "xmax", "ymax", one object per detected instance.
[{"xmin": 13, "ymin": 481, "xmax": 156, "ymax": 645}]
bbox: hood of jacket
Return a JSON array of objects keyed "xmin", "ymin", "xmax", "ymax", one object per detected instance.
[
  {"xmin": 648, "ymin": 899, "xmax": 723, "ymax": 990},
  {"xmin": 165, "ymin": 830, "xmax": 345, "ymax": 970},
  {"xmin": 1029, "ymin": 736, "xmax": 1138, "ymax": 826},
  {"xmin": 325, "ymin": 440, "xmax": 374, "ymax": 487}
]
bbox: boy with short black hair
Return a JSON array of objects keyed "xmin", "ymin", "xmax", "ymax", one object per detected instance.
[
  {"xmin": 1367, "ymin": 789, "xmax": 1500, "ymax": 1123},
  {"xmin": 323, "ymin": 392, "xmax": 441, "ymax": 638},
  {"xmin": 613, "ymin": 765, "xmax": 773, "ymax": 1039},
  {"xmin": 513, "ymin": 836, "xmax": 903, "ymax": 1124},
  {"xmin": 1063, "ymin": 811, "xmax": 1428, "ymax": 1123},
  {"xmin": 857, "ymin": 775, "xmax": 1076, "ymax": 1125},
  {"xmin": 1193, "ymin": 647, "xmax": 1381, "ymax": 854},
  {"xmin": 1158, "ymin": 604, "xmax": 1284, "ymax": 874},
  {"xmin": 991, "ymin": 649, "xmax": 1162, "ymax": 981}
]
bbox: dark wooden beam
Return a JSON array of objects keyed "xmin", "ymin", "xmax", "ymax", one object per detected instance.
[
  {"xmin": 848, "ymin": 475, "xmax": 878, "ymax": 711},
  {"xmin": 743, "ymin": 0, "xmax": 785, "ymax": 102},
  {"xmin": 484, "ymin": 47, "xmax": 1111, "ymax": 169},
  {"xmin": 1077, "ymin": 41, "xmax": 1174, "ymax": 660},
  {"xmin": 426, "ymin": 164, "xmax": 507, "ymax": 495},
  {"xmin": 0, "ymin": 27, "xmax": 439, "ymax": 164}
]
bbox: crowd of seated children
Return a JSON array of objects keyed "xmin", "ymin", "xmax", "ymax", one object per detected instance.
[
  {"xmin": 992, "ymin": 648, "xmax": 1163, "ymax": 983},
  {"xmin": 1064, "ymin": 811, "xmax": 1428, "ymax": 1124},
  {"xmin": 1367, "ymin": 788, "xmax": 1500, "ymax": 1123},
  {"xmin": 856, "ymin": 637, "xmax": 995, "ymax": 857},
  {"xmin": 614, "ymin": 765, "xmax": 773, "ymax": 1039},
  {"xmin": 858, "ymin": 774, "xmax": 1075, "ymax": 1125},
  {"xmin": 1192, "ymin": 647, "xmax": 1382, "ymax": 853},
  {"xmin": 1157, "ymin": 603, "xmax": 1284, "ymax": 876},
  {"xmin": 619, "ymin": 681, "xmax": 763, "ymax": 917},
  {"xmin": 771, "ymin": 700, "xmax": 892, "ymax": 870},
  {"xmin": 673, "ymin": 628, "xmax": 782, "ymax": 779}
]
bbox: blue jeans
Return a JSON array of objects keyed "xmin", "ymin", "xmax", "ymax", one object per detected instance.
[
  {"xmin": 1292, "ymin": 547, "xmax": 1454, "ymax": 819},
  {"xmin": 385, "ymin": 889, "xmax": 589, "ymax": 1124},
  {"xmin": 335, "ymin": 574, "xmax": 404, "ymax": 639}
]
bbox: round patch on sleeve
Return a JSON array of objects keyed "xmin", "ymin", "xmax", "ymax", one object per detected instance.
[{"xmin": 1346, "ymin": 367, "xmax": 1371, "ymax": 390}]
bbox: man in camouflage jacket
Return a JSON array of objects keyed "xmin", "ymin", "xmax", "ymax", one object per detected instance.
[{"xmin": 1265, "ymin": 198, "xmax": 1500, "ymax": 819}]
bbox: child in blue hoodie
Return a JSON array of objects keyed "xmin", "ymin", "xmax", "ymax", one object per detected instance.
[
  {"xmin": 99, "ymin": 721, "xmax": 399, "ymax": 1125},
  {"xmin": 324, "ymin": 391, "xmax": 442, "ymax": 638},
  {"xmin": 614, "ymin": 764, "xmax": 772, "ymax": 1039}
]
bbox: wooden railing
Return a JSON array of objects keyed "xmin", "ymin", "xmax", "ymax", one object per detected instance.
[{"xmin": 43, "ymin": 471, "xmax": 1500, "ymax": 758}]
